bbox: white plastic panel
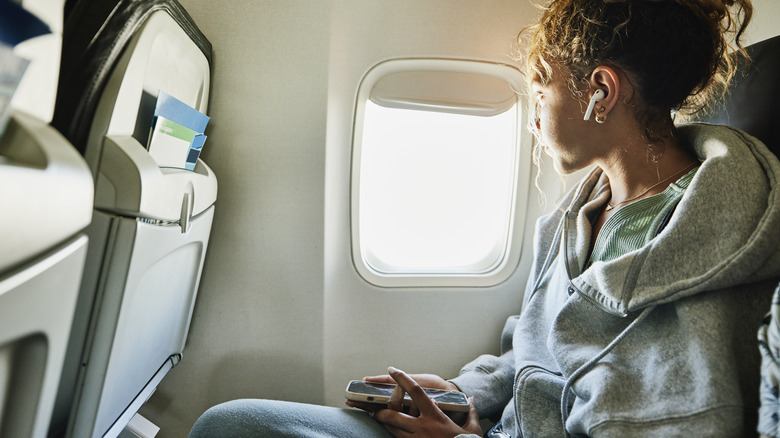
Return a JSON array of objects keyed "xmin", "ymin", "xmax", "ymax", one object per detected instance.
[
  {"xmin": 70, "ymin": 206, "xmax": 214, "ymax": 438},
  {"xmin": 95, "ymin": 135, "xmax": 217, "ymax": 221},
  {"xmin": 370, "ymin": 67, "xmax": 519, "ymax": 116},
  {"xmin": 11, "ymin": 34, "xmax": 61, "ymax": 123},
  {"xmin": 54, "ymin": 5, "xmax": 216, "ymax": 437},
  {"xmin": 74, "ymin": 9, "xmax": 214, "ymax": 221},
  {"xmin": 0, "ymin": 236, "xmax": 88, "ymax": 438},
  {"xmin": 84, "ymin": 10, "xmax": 211, "ymax": 181},
  {"xmin": 0, "ymin": 112, "xmax": 93, "ymax": 272},
  {"xmin": 107, "ymin": 10, "xmax": 210, "ymax": 136},
  {"xmin": 11, "ymin": 0, "xmax": 66, "ymax": 122}
]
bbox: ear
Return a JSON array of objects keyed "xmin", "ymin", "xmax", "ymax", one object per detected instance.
[{"xmin": 588, "ymin": 66, "xmax": 620, "ymax": 117}]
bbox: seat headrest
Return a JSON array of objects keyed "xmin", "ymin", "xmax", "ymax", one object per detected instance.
[{"xmin": 694, "ymin": 35, "xmax": 780, "ymax": 156}]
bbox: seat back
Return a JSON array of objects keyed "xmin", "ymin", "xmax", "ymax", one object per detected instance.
[
  {"xmin": 698, "ymin": 35, "xmax": 780, "ymax": 436},
  {"xmin": 693, "ymin": 35, "xmax": 780, "ymax": 156}
]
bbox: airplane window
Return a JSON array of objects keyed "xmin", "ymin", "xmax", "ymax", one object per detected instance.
[{"xmin": 351, "ymin": 59, "xmax": 529, "ymax": 287}]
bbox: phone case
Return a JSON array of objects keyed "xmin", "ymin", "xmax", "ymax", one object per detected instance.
[{"xmin": 345, "ymin": 380, "xmax": 470, "ymax": 413}]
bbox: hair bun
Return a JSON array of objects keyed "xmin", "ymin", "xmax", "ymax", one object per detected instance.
[
  {"xmin": 602, "ymin": 0, "xmax": 730, "ymax": 13},
  {"xmin": 603, "ymin": 0, "xmax": 736, "ymax": 13},
  {"xmin": 692, "ymin": 0, "xmax": 729, "ymax": 14},
  {"xmin": 602, "ymin": 0, "xmax": 743, "ymax": 25}
]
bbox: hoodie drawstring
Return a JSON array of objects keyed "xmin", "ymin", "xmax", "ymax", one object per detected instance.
[{"xmin": 560, "ymin": 305, "xmax": 657, "ymax": 437}]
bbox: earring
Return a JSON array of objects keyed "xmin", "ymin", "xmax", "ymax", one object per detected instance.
[{"xmin": 595, "ymin": 107, "xmax": 606, "ymax": 124}]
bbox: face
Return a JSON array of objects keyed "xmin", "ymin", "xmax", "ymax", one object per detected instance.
[{"xmin": 530, "ymin": 67, "xmax": 600, "ymax": 174}]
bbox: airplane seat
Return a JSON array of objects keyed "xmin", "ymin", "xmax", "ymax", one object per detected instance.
[
  {"xmin": 691, "ymin": 34, "xmax": 780, "ymax": 156},
  {"xmin": 0, "ymin": 1, "xmax": 94, "ymax": 438},
  {"xmin": 47, "ymin": 0, "xmax": 217, "ymax": 437},
  {"xmin": 690, "ymin": 34, "xmax": 780, "ymax": 436}
]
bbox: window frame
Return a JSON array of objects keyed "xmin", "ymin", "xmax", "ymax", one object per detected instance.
[{"xmin": 350, "ymin": 58, "xmax": 532, "ymax": 288}]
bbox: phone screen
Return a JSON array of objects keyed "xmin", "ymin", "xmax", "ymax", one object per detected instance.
[{"xmin": 347, "ymin": 381, "xmax": 467, "ymax": 405}]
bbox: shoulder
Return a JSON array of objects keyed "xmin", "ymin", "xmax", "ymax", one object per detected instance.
[
  {"xmin": 678, "ymin": 123, "xmax": 778, "ymax": 168},
  {"xmin": 678, "ymin": 123, "xmax": 779, "ymax": 208}
]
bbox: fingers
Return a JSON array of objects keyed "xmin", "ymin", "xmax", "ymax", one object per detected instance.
[
  {"xmin": 408, "ymin": 399, "xmax": 421, "ymax": 417},
  {"xmin": 388, "ymin": 367, "xmax": 439, "ymax": 417},
  {"xmin": 387, "ymin": 383, "xmax": 405, "ymax": 411},
  {"xmin": 382, "ymin": 422, "xmax": 414, "ymax": 438},
  {"xmin": 345, "ymin": 400, "xmax": 380, "ymax": 413},
  {"xmin": 371, "ymin": 406, "xmax": 415, "ymax": 435},
  {"xmin": 372, "ymin": 391, "xmax": 483, "ymax": 438},
  {"xmin": 362, "ymin": 374, "xmax": 395, "ymax": 384},
  {"xmin": 462, "ymin": 397, "xmax": 482, "ymax": 435},
  {"xmin": 367, "ymin": 369, "xmax": 482, "ymax": 438}
]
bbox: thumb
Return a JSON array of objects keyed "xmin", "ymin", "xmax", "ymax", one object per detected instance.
[{"xmin": 463, "ymin": 397, "xmax": 481, "ymax": 432}]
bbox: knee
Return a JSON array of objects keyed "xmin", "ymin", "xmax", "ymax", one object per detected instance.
[{"xmin": 189, "ymin": 399, "xmax": 272, "ymax": 438}]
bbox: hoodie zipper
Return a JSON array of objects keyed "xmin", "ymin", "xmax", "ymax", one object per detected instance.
[{"xmin": 562, "ymin": 210, "xmax": 629, "ymax": 318}]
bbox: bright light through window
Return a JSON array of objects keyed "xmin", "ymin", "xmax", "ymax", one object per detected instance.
[{"xmin": 359, "ymin": 101, "xmax": 518, "ymax": 274}]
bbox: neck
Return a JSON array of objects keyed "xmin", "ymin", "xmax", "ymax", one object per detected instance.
[{"xmin": 601, "ymin": 135, "xmax": 698, "ymax": 207}]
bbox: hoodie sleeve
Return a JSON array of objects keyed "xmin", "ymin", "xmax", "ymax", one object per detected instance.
[{"xmin": 449, "ymin": 315, "xmax": 518, "ymax": 419}]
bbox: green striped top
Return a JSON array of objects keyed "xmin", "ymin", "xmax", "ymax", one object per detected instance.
[{"xmin": 589, "ymin": 167, "xmax": 699, "ymax": 265}]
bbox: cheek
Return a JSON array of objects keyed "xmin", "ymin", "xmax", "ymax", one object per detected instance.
[{"xmin": 539, "ymin": 98, "xmax": 582, "ymax": 150}]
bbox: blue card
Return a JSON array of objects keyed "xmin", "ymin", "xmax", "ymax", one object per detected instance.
[{"xmin": 153, "ymin": 90, "xmax": 210, "ymax": 134}]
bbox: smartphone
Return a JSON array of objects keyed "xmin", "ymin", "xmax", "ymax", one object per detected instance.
[{"xmin": 345, "ymin": 380, "xmax": 470, "ymax": 413}]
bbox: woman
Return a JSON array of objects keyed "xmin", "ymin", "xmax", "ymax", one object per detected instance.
[{"xmin": 190, "ymin": 0, "xmax": 780, "ymax": 436}]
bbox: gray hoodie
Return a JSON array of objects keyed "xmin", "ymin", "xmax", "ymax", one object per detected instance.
[{"xmin": 452, "ymin": 124, "xmax": 780, "ymax": 437}]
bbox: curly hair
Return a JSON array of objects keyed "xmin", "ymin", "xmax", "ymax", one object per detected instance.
[{"xmin": 521, "ymin": 0, "xmax": 752, "ymax": 128}]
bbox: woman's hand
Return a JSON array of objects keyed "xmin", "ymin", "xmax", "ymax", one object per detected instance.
[
  {"xmin": 345, "ymin": 370, "xmax": 461, "ymax": 417},
  {"xmin": 370, "ymin": 367, "xmax": 482, "ymax": 438}
]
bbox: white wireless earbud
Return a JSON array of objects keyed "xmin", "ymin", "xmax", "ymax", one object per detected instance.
[{"xmin": 583, "ymin": 89, "xmax": 605, "ymax": 121}]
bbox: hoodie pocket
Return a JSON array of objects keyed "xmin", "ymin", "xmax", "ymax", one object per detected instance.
[{"xmin": 516, "ymin": 367, "xmax": 570, "ymax": 437}]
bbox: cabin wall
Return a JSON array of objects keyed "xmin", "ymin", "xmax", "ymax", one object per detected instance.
[
  {"xmin": 138, "ymin": 1, "xmax": 780, "ymax": 437},
  {"xmin": 749, "ymin": 0, "xmax": 780, "ymax": 44},
  {"xmin": 139, "ymin": 1, "xmax": 331, "ymax": 435},
  {"xmin": 320, "ymin": 0, "xmax": 541, "ymax": 410}
]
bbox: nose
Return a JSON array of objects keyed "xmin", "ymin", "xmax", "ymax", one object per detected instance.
[
  {"xmin": 528, "ymin": 106, "xmax": 541, "ymax": 137},
  {"xmin": 533, "ymin": 100, "xmax": 542, "ymax": 130}
]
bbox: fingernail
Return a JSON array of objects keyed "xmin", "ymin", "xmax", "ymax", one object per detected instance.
[{"xmin": 388, "ymin": 366, "xmax": 398, "ymax": 373}]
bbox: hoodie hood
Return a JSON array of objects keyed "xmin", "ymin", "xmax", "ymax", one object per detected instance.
[{"xmin": 569, "ymin": 124, "xmax": 780, "ymax": 316}]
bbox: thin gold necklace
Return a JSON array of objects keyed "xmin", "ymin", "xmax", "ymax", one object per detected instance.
[{"xmin": 605, "ymin": 161, "xmax": 699, "ymax": 211}]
